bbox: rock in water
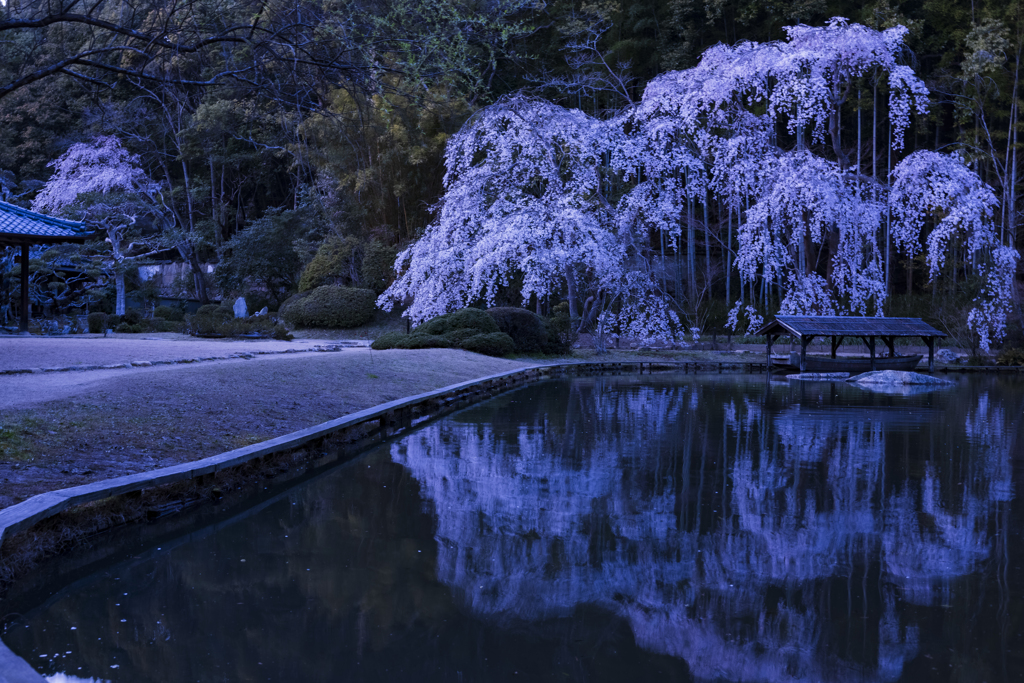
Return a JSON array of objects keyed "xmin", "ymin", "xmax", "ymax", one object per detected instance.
[
  {"xmin": 233, "ymin": 296, "xmax": 248, "ymax": 319},
  {"xmin": 256, "ymin": 306, "xmax": 269, "ymax": 317},
  {"xmin": 935, "ymin": 348, "xmax": 961, "ymax": 364},
  {"xmin": 847, "ymin": 370, "xmax": 953, "ymax": 385}
]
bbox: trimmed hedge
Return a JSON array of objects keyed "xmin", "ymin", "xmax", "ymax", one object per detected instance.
[
  {"xmin": 416, "ymin": 308, "xmax": 498, "ymax": 336},
  {"xmin": 372, "ymin": 308, "xmax": 514, "ymax": 357},
  {"xmin": 283, "ymin": 285, "xmax": 376, "ymax": 329},
  {"xmin": 154, "ymin": 305, "xmax": 185, "ymax": 322},
  {"xmin": 487, "ymin": 307, "xmax": 548, "ymax": 353},
  {"xmin": 462, "ymin": 332, "xmax": 515, "ymax": 357}
]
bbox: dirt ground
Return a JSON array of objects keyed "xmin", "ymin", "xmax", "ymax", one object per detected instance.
[{"xmin": 0, "ymin": 335, "xmax": 534, "ymax": 510}]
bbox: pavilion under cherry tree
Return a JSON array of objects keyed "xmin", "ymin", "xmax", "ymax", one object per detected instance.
[{"xmin": 0, "ymin": 200, "xmax": 95, "ymax": 333}]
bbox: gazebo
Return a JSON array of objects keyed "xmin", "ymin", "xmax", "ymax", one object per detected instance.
[
  {"xmin": 0, "ymin": 200, "xmax": 95, "ymax": 333},
  {"xmin": 754, "ymin": 315, "xmax": 948, "ymax": 372}
]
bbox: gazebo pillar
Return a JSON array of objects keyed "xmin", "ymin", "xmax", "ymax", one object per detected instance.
[{"xmin": 19, "ymin": 243, "xmax": 29, "ymax": 334}]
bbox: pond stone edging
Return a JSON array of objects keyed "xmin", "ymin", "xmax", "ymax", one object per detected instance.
[{"xmin": 0, "ymin": 358, "xmax": 717, "ymax": 683}]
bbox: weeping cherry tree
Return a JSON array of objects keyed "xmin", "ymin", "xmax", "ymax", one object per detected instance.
[{"xmin": 382, "ymin": 19, "xmax": 1017, "ymax": 348}]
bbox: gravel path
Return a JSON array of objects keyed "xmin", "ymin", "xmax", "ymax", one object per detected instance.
[{"xmin": 0, "ymin": 333, "xmax": 346, "ymax": 372}]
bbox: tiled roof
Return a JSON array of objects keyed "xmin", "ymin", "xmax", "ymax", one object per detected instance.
[
  {"xmin": 756, "ymin": 315, "xmax": 946, "ymax": 338},
  {"xmin": 0, "ymin": 200, "xmax": 92, "ymax": 244}
]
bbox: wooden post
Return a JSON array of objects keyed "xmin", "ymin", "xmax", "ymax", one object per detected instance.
[
  {"xmin": 881, "ymin": 336, "xmax": 895, "ymax": 357},
  {"xmin": 19, "ymin": 243, "xmax": 29, "ymax": 334},
  {"xmin": 869, "ymin": 336, "xmax": 876, "ymax": 371},
  {"xmin": 926, "ymin": 337, "xmax": 935, "ymax": 372},
  {"xmin": 800, "ymin": 335, "xmax": 809, "ymax": 373},
  {"xmin": 766, "ymin": 334, "xmax": 773, "ymax": 373}
]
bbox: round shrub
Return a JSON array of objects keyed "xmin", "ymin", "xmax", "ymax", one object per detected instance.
[
  {"xmin": 402, "ymin": 334, "xmax": 450, "ymax": 349},
  {"xmin": 487, "ymin": 307, "xmax": 548, "ymax": 353},
  {"xmin": 361, "ymin": 240, "xmax": 397, "ymax": 294},
  {"xmin": 417, "ymin": 308, "xmax": 498, "ymax": 336},
  {"xmin": 154, "ymin": 305, "xmax": 185, "ymax": 322},
  {"xmin": 371, "ymin": 332, "xmax": 406, "ymax": 350},
  {"xmin": 461, "ymin": 332, "xmax": 515, "ymax": 357},
  {"xmin": 299, "ymin": 236, "xmax": 358, "ymax": 292},
  {"xmin": 115, "ymin": 322, "xmax": 144, "ymax": 333},
  {"xmin": 105, "ymin": 314, "xmax": 122, "ymax": 329},
  {"xmin": 372, "ymin": 332, "xmax": 449, "ymax": 350},
  {"xmin": 284, "ymin": 285, "xmax": 376, "ymax": 329},
  {"xmin": 277, "ymin": 292, "xmax": 309, "ymax": 322},
  {"xmin": 196, "ymin": 304, "xmax": 232, "ymax": 321},
  {"xmin": 87, "ymin": 311, "xmax": 107, "ymax": 333},
  {"xmin": 122, "ymin": 308, "xmax": 142, "ymax": 325},
  {"xmin": 442, "ymin": 327, "xmax": 483, "ymax": 346}
]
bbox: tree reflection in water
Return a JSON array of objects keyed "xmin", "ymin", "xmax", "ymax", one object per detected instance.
[
  {"xmin": 392, "ymin": 377, "xmax": 1019, "ymax": 682},
  {"xmin": 5, "ymin": 376, "xmax": 1023, "ymax": 683}
]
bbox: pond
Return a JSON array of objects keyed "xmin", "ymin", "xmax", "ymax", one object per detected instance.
[{"xmin": 3, "ymin": 374, "xmax": 1024, "ymax": 682}]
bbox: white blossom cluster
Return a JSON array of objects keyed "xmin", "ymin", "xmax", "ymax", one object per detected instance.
[{"xmin": 377, "ymin": 18, "xmax": 1013, "ymax": 344}]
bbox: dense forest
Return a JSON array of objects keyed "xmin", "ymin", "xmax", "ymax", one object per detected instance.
[{"xmin": 1, "ymin": 0, "xmax": 1022, "ymax": 350}]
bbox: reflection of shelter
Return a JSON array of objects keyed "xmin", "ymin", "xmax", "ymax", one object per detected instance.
[
  {"xmin": 755, "ymin": 315, "xmax": 947, "ymax": 373},
  {"xmin": 0, "ymin": 200, "xmax": 95, "ymax": 333}
]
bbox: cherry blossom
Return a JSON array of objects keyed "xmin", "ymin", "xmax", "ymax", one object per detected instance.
[{"xmin": 33, "ymin": 136, "xmax": 167, "ymax": 315}]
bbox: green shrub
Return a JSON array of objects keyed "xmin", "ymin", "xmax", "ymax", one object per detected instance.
[
  {"xmin": 154, "ymin": 305, "xmax": 185, "ymax": 322},
  {"xmin": 441, "ymin": 327, "xmax": 483, "ymax": 346},
  {"xmin": 298, "ymin": 236, "xmax": 359, "ymax": 292},
  {"xmin": 87, "ymin": 312, "xmax": 107, "ymax": 333},
  {"xmin": 186, "ymin": 305, "xmax": 233, "ymax": 336},
  {"xmin": 284, "ymin": 285, "xmax": 376, "ymax": 329},
  {"xmin": 371, "ymin": 332, "xmax": 452, "ymax": 350},
  {"xmin": 361, "ymin": 240, "xmax": 398, "ymax": 294},
  {"xmin": 546, "ymin": 302, "xmax": 578, "ymax": 353},
  {"xmin": 146, "ymin": 317, "xmax": 183, "ymax": 333},
  {"xmin": 371, "ymin": 332, "xmax": 406, "ymax": 350},
  {"xmin": 222, "ymin": 316, "xmax": 293, "ymax": 340},
  {"xmin": 196, "ymin": 304, "xmax": 230, "ymax": 319},
  {"xmin": 997, "ymin": 347, "xmax": 1024, "ymax": 366},
  {"xmin": 105, "ymin": 314, "xmax": 122, "ymax": 329},
  {"xmin": 115, "ymin": 322, "xmax": 144, "ymax": 333},
  {"xmin": 462, "ymin": 332, "xmax": 515, "ymax": 357},
  {"xmin": 122, "ymin": 308, "xmax": 142, "ymax": 325},
  {"xmin": 487, "ymin": 307, "xmax": 548, "ymax": 353},
  {"xmin": 277, "ymin": 292, "xmax": 308, "ymax": 321},
  {"xmin": 416, "ymin": 308, "xmax": 498, "ymax": 336}
]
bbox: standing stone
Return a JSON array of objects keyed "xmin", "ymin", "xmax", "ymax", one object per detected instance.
[{"xmin": 233, "ymin": 297, "xmax": 248, "ymax": 319}]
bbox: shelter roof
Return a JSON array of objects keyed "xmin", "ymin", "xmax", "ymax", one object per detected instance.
[
  {"xmin": 0, "ymin": 200, "xmax": 93, "ymax": 247},
  {"xmin": 755, "ymin": 315, "xmax": 946, "ymax": 338}
]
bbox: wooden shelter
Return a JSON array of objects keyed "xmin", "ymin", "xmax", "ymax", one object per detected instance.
[
  {"xmin": 754, "ymin": 315, "xmax": 948, "ymax": 373},
  {"xmin": 0, "ymin": 200, "xmax": 94, "ymax": 333}
]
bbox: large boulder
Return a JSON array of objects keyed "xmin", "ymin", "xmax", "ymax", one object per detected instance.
[{"xmin": 847, "ymin": 370, "xmax": 953, "ymax": 385}]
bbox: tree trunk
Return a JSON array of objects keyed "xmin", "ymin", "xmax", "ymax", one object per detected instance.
[
  {"xmin": 177, "ymin": 242, "xmax": 210, "ymax": 304},
  {"xmin": 115, "ymin": 268, "xmax": 126, "ymax": 316},
  {"xmin": 564, "ymin": 265, "xmax": 579, "ymax": 318},
  {"xmin": 725, "ymin": 207, "xmax": 732, "ymax": 303}
]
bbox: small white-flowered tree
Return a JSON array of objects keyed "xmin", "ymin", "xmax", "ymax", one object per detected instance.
[{"xmin": 33, "ymin": 136, "xmax": 167, "ymax": 315}]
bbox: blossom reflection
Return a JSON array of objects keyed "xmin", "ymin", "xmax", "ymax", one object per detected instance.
[{"xmin": 393, "ymin": 378, "xmax": 1014, "ymax": 682}]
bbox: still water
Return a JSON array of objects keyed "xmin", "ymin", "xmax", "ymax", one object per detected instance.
[{"xmin": 4, "ymin": 374, "xmax": 1024, "ymax": 682}]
